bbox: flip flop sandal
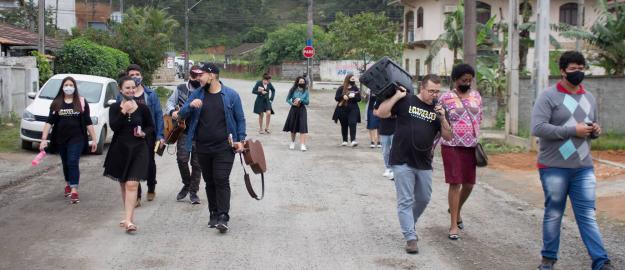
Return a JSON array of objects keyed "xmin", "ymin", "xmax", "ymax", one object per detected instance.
[
  {"xmin": 448, "ymin": 233, "xmax": 460, "ymax": 240},
  {"xmin": 259, "ymin": 130, "xmax": 265, "ymax": 134},
  {"xmin": 119, "ymin": 220, "xmax": 126, "ymax": 227},
  {"xmin": 457, "ymin": 221, "xmax": 465, "ymax": 230},
  {"xmin": 265, "ymin": 129, "xmax": 271, "ymax": 134},
  {"xmin": 125, "ymin": 223, "xmax": 137, "ymax": 233}
]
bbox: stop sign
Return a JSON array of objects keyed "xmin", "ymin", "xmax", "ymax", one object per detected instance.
[{"xmin": 303, "ymin": 46, "xmax": 315, "ymax": 58}]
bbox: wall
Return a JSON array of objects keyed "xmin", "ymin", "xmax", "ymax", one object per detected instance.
[
  {"xmin": 513, "ymin": 76, "xmax": 625, "ymax": 134},
  {"xmin": 0, "ymin": 57, "xmax": 39, "ymax": 117},
  {"xmin": 318, "ymin": 60, "xmax": 373, "ymax": 82},
  {"xmin": 281, "ymin": 61, "xmax": 320, "ymax": 81}
]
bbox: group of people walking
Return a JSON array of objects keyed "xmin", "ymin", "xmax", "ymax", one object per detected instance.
[{"xmin": 37, "ymin": 51, "xmax": 615, "ymax": 269}]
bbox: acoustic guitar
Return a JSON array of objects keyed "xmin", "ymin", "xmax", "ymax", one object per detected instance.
[{"xmin": 238, "ymin": 139, "xmax": 266, "ymax": 200}]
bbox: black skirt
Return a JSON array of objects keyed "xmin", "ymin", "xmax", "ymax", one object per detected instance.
[
  {"xmin": 103, "ymin": 134, "xmax": 149, "ymax": 182},
  {"xmin": 283, "ymin": 105, "xmax": 308, "ymax": 133}
]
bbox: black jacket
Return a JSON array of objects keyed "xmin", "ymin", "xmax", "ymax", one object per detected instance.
[{"xmin": 332, "ymin": 85, "xmax": 361, "ymax": 124}]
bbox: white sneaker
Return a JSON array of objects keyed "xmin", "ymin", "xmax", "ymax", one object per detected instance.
[
  {"xmin": 301, "ymin": 144, "xmax": 307, "ymax": 152},
  {"xmin": 351, "ymin": 141, "xmax": 358, "ymax": 147},
  {"xmin": 388, "ymin": 171, "xmax": 394, "ymax": 180},
  {"xmin": 289, "ymin": 142, "xmax": 295, "ymax": 150},
  {"xmin": 370, "ymin": 142, "xmax": 375, "ymax": 148},
  {"xmin": 377, "ymin": 144, "xmax": 382, "ymax": 148},
  {"xmin": 341, "ymin": 141, "xmax": 348, "ymax": 146},
  {"xmin": 383, "ymin": 169, "xmax": 391, "ymax": 178}
]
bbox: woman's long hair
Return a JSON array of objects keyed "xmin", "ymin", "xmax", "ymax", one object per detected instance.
[
  {"xmin": 341, "ymin": 74, "xmax": 354, "ymax": 96},
  {"xmin": 51, "ymin": 76, "xmax": 82, "ymax": 113},
  {"xmin": 288, "ymin": 76, "xmax": 307, "ymax": 97}
]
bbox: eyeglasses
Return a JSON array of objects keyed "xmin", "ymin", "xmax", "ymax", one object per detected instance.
[{"xmin": 426, "ymin": 89, "xmax": 440, "ymax": 95}]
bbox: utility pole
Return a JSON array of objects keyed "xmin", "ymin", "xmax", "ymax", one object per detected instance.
[
  {"xmin": 463, "ymin": 0, "xmax": 477, "ymax": 68},
  {"xmin": 120, "ymin": 0, "xmax": 123, "ymax": 15},
  {"xmin": 575, "ymin": 0, "xmax": 584, "ymax": 51},
  {"xmin": 92, "ymin": 0, "xmax": 96, "ymax": 22},
  {"xmin": 55, "ymin": 0, "xmax": 59, "ymax": 29},
  {"xmin": 507, "ymin": 0, "xmax": 520, "ymax": 136},
  {"xmin": 307, "ymin": 0, "xmax": 313, "ymax": 89},
  {"xmin": 531, "ymin": 0, "xmax": 550, "ymax": 150},
  {"xmin": 184, "ymin": 0, "xmax": 204, "ymax": 80},
  {"xmin": 38, "ymin": 0, "xmax": 45, "ymax": 54}
]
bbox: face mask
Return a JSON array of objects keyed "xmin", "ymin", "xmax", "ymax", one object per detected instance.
[
  {"xmin": 63, "ymin": 86, "xmax": 75, "ymax": 95},
  {"xmin": 189, "ymin": 80, "xmax": 201, "ymax": 89},
  {"xmin": 298, "ymin": 83, "xmax": 306, "ymax": 88},
  {"xmin": 458, "ymin": 84, "xmax": 471, "ymax": 93},
  {"xmin": 566, "ymin": 71, "xmax": 585, "ymax": 86},
  {"xmin": 349, "ymin": 81, "xmax": 356, "ymax": 85},
  {"xmin": 132, "ymin": 77, "xmax": 142, "ymax": 86}
]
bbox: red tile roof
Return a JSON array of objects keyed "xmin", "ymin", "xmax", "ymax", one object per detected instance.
[{"xmin": 0, "ymin": 22, "xmax": 62, "ymax": 50}]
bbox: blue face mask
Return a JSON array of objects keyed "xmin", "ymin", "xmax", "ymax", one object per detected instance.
[{"xmin": 133, "ymin": 77, "xmax": 142, "ymax": 86}]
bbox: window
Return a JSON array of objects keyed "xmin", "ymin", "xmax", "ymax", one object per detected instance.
[
  {"xmin": 415, "ymin": 59, "xmax": 421, "ymax": 77},
  {"xmin": 405, "ymin": 59, "xmax": 410, "ymax": 73},
  {"xmin": 519, "ymin": 2, "xmax": 532, "ymax": 16},
  {"xmin": 104, "ymin": 82, "xmax": 117, "ymax": 107},
  {"xmin": 417, "ymin": 7, "xmax": 424, "ymax": 28},
  {"xmin": 476, "ymin": 1, "xmax": 491, "ymax": 24},
  {"xmin": 405, "ymin": 11, "xmax": 415, "ymax": 42},
  {"xmin": 560, "ymin": 3, "xmax": 578, "ymax": 26}
]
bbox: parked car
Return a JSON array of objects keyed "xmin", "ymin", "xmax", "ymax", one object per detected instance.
[
  {"xmin": 20, "ymin": 74, "xmax": 118, "ymax": 155},
  {"xmin": 174, "ymin": 56, "xmax": 194, "ymax": 67}
]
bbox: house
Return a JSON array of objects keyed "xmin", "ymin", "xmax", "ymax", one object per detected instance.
[
  {"xmin": 391, "ymin": 0, "xmax": 623, "ymax": 77},
  {"xmin": 0, "ymin": 22, "xmax": 62, "ymax": 56},
  {"xmin": 225, "ymin": 43, "xmax": 263, "ymax": 64},
  {"xmin": 0, "ymin": 1, "xmax": 77, "ymax": 32}
]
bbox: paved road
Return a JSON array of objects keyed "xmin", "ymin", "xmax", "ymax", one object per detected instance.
[{"xmin": 0, "ymin": 78, "xmax": 623, "ymax": 269}]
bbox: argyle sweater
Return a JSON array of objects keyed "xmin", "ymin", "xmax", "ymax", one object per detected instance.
[{"xmin": 531, "ymin": 83, "xmax": 598, "ymax": 168}]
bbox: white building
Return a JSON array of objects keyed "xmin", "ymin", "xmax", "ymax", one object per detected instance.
[
  {"xmin": 44, "ymin": 0, "xmax": 77, "ymax": 32},
  {"xmin": 391, "ymin": 0, "xmax": 620, "ymax": 77}
]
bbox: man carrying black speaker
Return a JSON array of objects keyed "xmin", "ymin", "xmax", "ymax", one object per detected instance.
[{"xmin": 376, "ymin": 74, "xmax": 452, "ymax": 254}]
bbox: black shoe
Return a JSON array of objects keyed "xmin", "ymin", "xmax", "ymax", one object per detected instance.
[
  {"xmin": 600, "ymin": 261, "xmax": 614, "ymax": 270},
  {"xmin": 537, "ymin": 257, "xmax": 556, "ymax": 270},
  {"xmin": 207, "ymin": 212, "xmax": 218, "ymax": 228},
  {"xmin": 189, "ymin": 192, "xmax": 200, "ymax": 204},
  {"xmin": 176, "ymin": 187, "xmax": 188, "ymax": 201},
  {"xmin": 216, "ymin": 214, "xmax": 229, "ymax": 233}
]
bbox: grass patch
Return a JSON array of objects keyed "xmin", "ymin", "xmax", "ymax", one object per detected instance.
[
  {"xmin": 592, "ymin": 132, "xmax": 625, "ymax": 150},
  {"xmin": 481, "ymin": 139, "xmax": 526, "ymax": 154},
  {"xmin": 0, "ymin": 114, "xmax": 21, "ymax": 153}
]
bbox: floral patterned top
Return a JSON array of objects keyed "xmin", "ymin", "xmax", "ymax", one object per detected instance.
[{"xmin": 439, "ymin": 89, "xmax": 483, "ymax": 147}]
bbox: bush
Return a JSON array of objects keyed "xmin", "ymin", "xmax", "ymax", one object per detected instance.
[
  {"xmin": 31, "ymin": 51, "xmax": 52, "ymax": 85},
  {"xmin": 54, "ymin": 38, "xmax": 129, "ymax": 79}
]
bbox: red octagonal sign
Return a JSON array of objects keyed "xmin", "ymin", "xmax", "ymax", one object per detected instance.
[{"xmin": 303, "ymin": 46, "xmax": 315, "ymax": 58}]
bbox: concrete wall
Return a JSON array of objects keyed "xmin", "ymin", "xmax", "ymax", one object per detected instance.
[
  {"xmin": 318, "ymin": 60, "xmax": 374, "ymax": 82},
  {"xmin": 0, "ymin": 57, "xmax": 39, "ymax": 117},
  {"xmin": 281, "ymin": 61, "xmax": 320, "ymax": 81},
  {"xmin": 514, "ymin": 76, "xmax": 625, "ymax": 134}
]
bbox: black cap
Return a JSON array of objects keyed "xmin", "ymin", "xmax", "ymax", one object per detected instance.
[{"xmin": 199, "ymin": 63, "xmax": 219, "ymax": 74}]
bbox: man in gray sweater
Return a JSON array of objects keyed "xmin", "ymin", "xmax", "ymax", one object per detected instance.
[{"xmin": 531, "ymin": 51, "xmax": 613, "ymax": 270}]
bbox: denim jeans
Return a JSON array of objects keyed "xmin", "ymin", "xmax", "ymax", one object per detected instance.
[
  {"xmin": 58, "ymin": 142, "xmax": 84, "ymax": 188},
  {"xmin": 380, "ymin": 135, "xmax": 393, "ymax": 169},
  {"xmin": 539, "ymin": 167, "xmax": 610, "ymax": 270},
  {"xmin": 392, "ymin": 164, "xmax": 432, "ymax": 241}
]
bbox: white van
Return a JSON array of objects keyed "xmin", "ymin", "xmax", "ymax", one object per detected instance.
[{"xmin": 20, "ymin": 74, "xmax": 118, "ymax": 155}]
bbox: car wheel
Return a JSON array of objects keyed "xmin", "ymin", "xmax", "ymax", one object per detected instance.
[
  {"xmin": 95, "ymin": 127, "xmax": 106, "ymax": 155},
  {"xmin": 21, "ymin": 140, "xmax": 32, "ymax": 150}
]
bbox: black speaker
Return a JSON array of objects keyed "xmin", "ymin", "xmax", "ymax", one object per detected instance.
[{"xmin": 359, "ymin": 56, "xmax": 414, "ymax": 102}]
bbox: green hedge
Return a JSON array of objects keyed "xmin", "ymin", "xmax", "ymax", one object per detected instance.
[{"xmin": 55, "ymin": 38, "xmax": 130, "ymax": 79}]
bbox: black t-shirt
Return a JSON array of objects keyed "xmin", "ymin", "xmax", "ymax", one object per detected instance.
[
  {"xmin": 389, "ymin": 95, "xmax": 441, "ymax": 170},
  {"xmin": 133, "ymin": 92, "xmax": 146, "ymax": 106},
  {"xmin": 52, "ymin": 102, "xmax": 85, "ymax": 145},
  {"xmin": 195, "ymin": 91, "xmax": 229, "ymax": 153},
  {"xmin": 373, "ymin": 97, "xmax": 396, "ymax": 136}
]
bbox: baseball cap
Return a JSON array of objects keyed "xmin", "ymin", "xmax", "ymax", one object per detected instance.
[{"xmin": 199, "ymin": 63, "xmax": 220, "ymax": 74}]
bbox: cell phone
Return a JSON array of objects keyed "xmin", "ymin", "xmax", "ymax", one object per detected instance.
[
  {"xmin": 134, "ymin": 126, "xmax": 143, "ymax": 137},
  {"xmin": 586, "ymin": 122, "xmax": 594, "ymax": 127}
]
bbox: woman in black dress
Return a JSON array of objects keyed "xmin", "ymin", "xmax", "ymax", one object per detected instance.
[
  {"xmin": 103, "ymin": 76, "xmax": 154, "ymax": 233},
  {"xmin": 252, "ymin": 73, "xmax": 276, "ymax": 134},
  {"xmin": 332, "ymin": 74, "xmax": 361, "ymax": 147},
  {"xmin": 283, "ymin": 76, "xmax": 310, "ymax": 151}
]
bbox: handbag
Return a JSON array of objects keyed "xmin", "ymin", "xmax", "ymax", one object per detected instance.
[
  {"xmin": 238, "ymin": 139, "xmax": 266, "ymax": 200},
  {"xmin": 452, "ymin": 92, "xmax": 488, "ymax": 167}
]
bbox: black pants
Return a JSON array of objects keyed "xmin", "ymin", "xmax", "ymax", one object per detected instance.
[
  {"xmin": 197, "ymin": 149, "xmax": 235, "ymax": 217},
  {"xmin": 177, "ymin": 133, "xmax": 201, "ymax": 193},
  {"xmin": 138, "ymin": 137, "xmax": 157, "ymax": 198},
  {"xmin": 340, "ymin": 119, "xmax": 357, "ymax": 142}
]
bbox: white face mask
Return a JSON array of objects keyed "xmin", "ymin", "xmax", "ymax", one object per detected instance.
[{"xmin": 63, "ymin": 86, "xmax": 75, "ymax": 95}]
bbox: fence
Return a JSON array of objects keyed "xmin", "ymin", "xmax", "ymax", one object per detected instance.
[{"xmin": 0, "ymin": 57, "xmax": 39, "ymax": 118}]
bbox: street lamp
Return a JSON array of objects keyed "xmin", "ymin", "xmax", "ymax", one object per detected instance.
[{"xmin": 184, "ymin": 0, "xmax": 204, "ymax": 80}]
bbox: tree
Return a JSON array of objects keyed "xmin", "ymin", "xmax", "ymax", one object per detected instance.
[
  {"xmin": 327, "ymin": 12, "xmax": 402, "ymax": 72},
  {"xmin": 0, "ymin": 0, "xmax": 59, "ymax": 37},
  {"xmin": 112, "ymin": 7, "xmax": 179, "ymax": 84},
  {"xmin": 242, "ymin": 27, "xmax": 268, "ymax": 43},
  {"xmin": 256, "ymin": 23, "xmax": 333, "ymax": 70},
  {"xmin": 426, "ymin": 1, "xmax": 464, "ymax": 65},
  {"xmin": 561, "ymin": 0, "xmax": 625, "ymax": 75}
]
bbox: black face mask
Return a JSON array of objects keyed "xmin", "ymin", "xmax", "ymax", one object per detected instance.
[
  {"xmin": 458, "ymin": 84, "xmax": 471, "ymax": 93},
  {"xmin": 189, "ymin": 80, "xmax": 201, "ymax": 89},
  {"xmin": 298, "ymin": 83, "xmax": 306, "ymax": 88},
  {"xmin": 349, "ymin": 81, "xmax": 356, "ymax": 86},
  {"xmin": 566, "ymin": 71, "xmax": 585, "ymax": 86}
]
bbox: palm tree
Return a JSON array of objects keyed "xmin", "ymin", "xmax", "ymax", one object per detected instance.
[
  {"xmin": 561, "ymin": 0, "xmax": 625, "ymax": 75},
  {"xmin": 425, "ymin": 0, "xmax": 463, "ymax": 66}
]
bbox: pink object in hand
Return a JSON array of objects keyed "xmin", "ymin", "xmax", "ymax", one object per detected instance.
[{"xmin": 32, "ymin": 151, "xmax": 46, "ymax": 166}]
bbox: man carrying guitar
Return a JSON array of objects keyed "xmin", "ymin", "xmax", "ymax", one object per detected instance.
[{"xmin": 167, "ymin": 65, "xmax": 203, "ymax": 204}]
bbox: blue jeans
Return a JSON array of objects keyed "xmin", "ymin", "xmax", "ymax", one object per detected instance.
[
  {"xmin": 539, "ymin": 167, "xmax": 610, "ymax": 270},
  {"xmin": 380, "ymin": 135, "xmax": 393, "ymax": 169},
  {"xmin": 392, "ymin": 164, "xmax": 432, "ymax": 241},
  {"xmin": 58, "ymin": 142, "xmax": 84, "ymax": 188}
]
